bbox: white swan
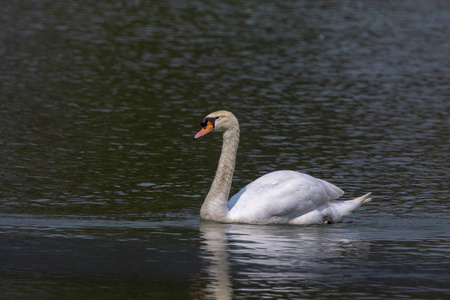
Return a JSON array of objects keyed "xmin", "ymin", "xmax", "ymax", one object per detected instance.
[{"xmin": 194, "ymin": 110, "xmax": 372, "ymax": 225}]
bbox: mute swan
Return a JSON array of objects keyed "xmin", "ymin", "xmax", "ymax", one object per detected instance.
[{"xmin": 194, "ymin": 110, "xmax": 372, "ymax": 224}]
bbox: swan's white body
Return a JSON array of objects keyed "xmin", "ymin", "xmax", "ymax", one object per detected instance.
[{"xmin": 194, "ymin": 110, "xmax": 371, "ymax": 225}]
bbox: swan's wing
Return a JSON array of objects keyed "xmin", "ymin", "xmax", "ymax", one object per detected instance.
[{"xmin": 227, "ymin": 170, "xmax": 344, "ymax": 223}]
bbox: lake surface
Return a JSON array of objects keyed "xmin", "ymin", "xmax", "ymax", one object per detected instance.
[{"xmin": 1, "ymin": 0, "xmax": 449, "ymax": 299}]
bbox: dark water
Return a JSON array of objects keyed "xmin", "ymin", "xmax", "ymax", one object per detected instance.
[{"xmin": 1, "ymin": 0, "xmax": 449, "ymax": 299}]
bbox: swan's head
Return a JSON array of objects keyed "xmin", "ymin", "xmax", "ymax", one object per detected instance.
[{"xmin": 194, "ymin": 110, "xmax": 238, "ymax": 139}]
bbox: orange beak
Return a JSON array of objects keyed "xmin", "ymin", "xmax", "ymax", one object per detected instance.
[{"xmin": 194, "ymin": 120, "xmax": 214, "ymax": 139}]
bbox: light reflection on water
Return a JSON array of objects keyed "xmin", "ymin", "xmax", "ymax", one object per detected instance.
[
  {"xmin": 199, "ymin": 221, "xmax": 449, "ymax": 299},
  {"xmin": 1, "ymin": 215, "xmax": 448, "ymax": 299}
]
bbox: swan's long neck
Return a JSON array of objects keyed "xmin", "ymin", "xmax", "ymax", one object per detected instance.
[{"xmin": 200, "ymin": 125, "xmax": 240, "ymax": 221}]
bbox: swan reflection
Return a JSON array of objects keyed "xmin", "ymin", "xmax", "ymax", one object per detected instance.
[{"xmin": 199, "ymin": 222, "xmax": 369, "ymax": 299}]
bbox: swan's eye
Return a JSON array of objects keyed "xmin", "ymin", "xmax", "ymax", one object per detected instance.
[{"xmin": 200, "ymin": 117, "xmax": 217, "ymax": 128}]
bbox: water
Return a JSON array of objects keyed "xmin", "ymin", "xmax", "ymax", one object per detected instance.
[{"xmin": 1, "ymin": 0, "xmax": 449, "ymax": 299}]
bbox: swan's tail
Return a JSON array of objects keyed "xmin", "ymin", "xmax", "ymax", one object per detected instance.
[
  {"xmin": 348, "ymin": 192, "xmax": 372, "ymax": 205},
  {"xmin": 322, "ymin": 192, "xmax": 372, "ymax": 223}
]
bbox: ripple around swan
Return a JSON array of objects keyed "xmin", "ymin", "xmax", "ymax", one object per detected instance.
[{"xmin": 199, "ymin": 221, "xmax": 450, "ymax": 299}]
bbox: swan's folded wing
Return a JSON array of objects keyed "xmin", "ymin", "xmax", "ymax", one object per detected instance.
[{"xmin": 227, "ymin": 170, "xmax": 344, "ymax": 223}]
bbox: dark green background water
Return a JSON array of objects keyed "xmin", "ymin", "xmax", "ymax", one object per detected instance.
[{"xmin": 1, "ymin": 1, "xmax": 449, "ymax": 299}]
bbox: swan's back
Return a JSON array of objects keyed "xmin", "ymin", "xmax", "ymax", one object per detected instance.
[{"xmin": 227, "ymin": 170, "xmax": 344, "ymax": 224}]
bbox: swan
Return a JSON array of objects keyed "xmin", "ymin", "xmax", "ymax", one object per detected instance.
[{"xmin": 194, "ymin": 110, "xmax": 372, "ymax": 224}]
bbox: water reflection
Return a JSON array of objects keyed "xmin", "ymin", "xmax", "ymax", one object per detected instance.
[
  {"xmin": 200, "ymin": 222, "xmax": 233, "ymax": 299},
  {"xmin": 200, "ymin": 221, "xmax": 369, "ymax": 299}
]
